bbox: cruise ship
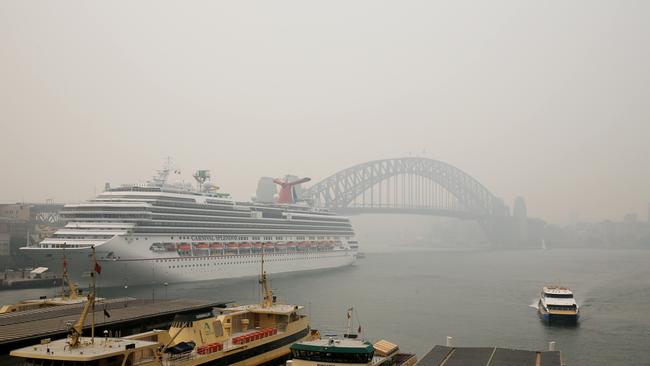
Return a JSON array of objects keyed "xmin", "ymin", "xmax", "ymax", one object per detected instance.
[{"xmin": 21, "ymin": 164, "xmax": 358, "ymax": 287}]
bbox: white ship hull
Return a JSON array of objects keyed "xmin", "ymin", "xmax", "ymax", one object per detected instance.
[{"xmin": 23, "ymin": 236, "xmax": 356, "ymax": 287}]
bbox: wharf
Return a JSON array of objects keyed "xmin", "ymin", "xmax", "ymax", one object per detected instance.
[
  {"xmin": 418, "ymin": 345, "xmax": 562, "ymax": 366},
  {"xmin": 0, "ymin": 297, "xmax": 228, "ymax": 355}
]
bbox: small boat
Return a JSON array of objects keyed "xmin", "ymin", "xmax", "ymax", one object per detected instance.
[
  {"xmin": 195, "ymin": 243, "xmax": 210, "ymax": 249},
  {"xmin": 538, "ymin": 285, "xmax": 579, "ymax": 323},
  {"xmin": 289, "ymin": 308, "xmax": 417, "ymax": 366},
  {"xmin": 1, "ymin": 257, "xmax": 99, "ymax": 314},
  {"xmin": 177, "ymin": 244, "xmax": 191, "ymax": 251},
  {"xmin": 209, "ymin": 242, "xmax": 224, "ymax": 249}
]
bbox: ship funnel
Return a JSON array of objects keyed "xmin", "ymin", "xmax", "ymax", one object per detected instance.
[{"xmin": 273, "ymin": 176, "xmax": 311, "ymax": 204}]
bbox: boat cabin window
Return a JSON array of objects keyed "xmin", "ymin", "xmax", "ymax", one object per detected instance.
[
  {"xmin": 547, "ymin": 304, "xmax": 577, "ymax": 311},
  {"xmin": 213, "ymin": 320, "xmax": 224, "ymax": 337},
  {"xmin": 544, "ymin": 293, "xmax": 573, "ymax": 298},
  {"xmin": 291, "ymin": 350, "xmax": 374, "ymax": 364}
]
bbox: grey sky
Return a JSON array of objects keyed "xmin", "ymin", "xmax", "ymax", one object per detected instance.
[{"xmin": 1, "ymin": 1, "xmax": 649, "ymax": 224}]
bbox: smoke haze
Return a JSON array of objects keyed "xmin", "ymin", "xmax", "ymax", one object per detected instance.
[{"xmin": 1, "ymin": 1, "xmax": 649, "ymax": 224}]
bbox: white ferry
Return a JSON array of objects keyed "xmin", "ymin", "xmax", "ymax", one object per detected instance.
[
  {"xmin": 21, "ymin": 163, "xmax": 358, "ymax": 287},
  {"xmin": 537, "ymin": 285, "xmax": 580, "ymax": 323}
]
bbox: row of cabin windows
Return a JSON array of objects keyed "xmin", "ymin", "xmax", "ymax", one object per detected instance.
[
  {"xmin": 157, "ymin": 251, "xmax": 338, "ymax": 263},
  {"xmin": 167, "ymin": 255, "xmax": 332, "ymax": 268},
  {"xmin": 170, "ymin": 235, "xmax": 340, "ymax": 240},
  {"xmin": 291, "ymin": 350, "xmax": 373, "ymax": 364}
]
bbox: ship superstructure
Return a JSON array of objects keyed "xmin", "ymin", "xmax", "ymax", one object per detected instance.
[{"xmin": 21, "ymin": 163, "xmax": 357, "ymax": 287}]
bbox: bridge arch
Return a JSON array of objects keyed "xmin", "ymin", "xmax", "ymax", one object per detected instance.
[{"xmin": 303, "ymin": 157, "xmax": 507, "ymax": 219}]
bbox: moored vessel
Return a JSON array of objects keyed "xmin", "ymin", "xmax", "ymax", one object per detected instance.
[
  {"xmin": 21, "ymin": 161, "xmax": 358, "ymax": 287},
  {"xmin": 288, "ymin": 308, "xmax": 416, "ymax": 366},
  {"xmin": 0, "ymin": 255, "xmax": 98, "ymax": 314},
  {"xmin": 537, "ymin": 285, "xmax": 579, "ymax": 323},
  {"xmin": 10, "ymin": 248, "xmax": 314, "ymax": 366}
]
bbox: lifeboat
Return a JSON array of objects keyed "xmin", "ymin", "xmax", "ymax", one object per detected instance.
[
  {"xmin": 210, "ymin": 242, "xmax": 224, "ymax": 249},
  {"xmin": 276, "ymin": 242, "xmax": 287, "ymax": 248},
  {"xmin": 252, "ymin": 242, "xmax": 263, "ymax": 249},
  {"xmin": 263, "ymin": 242, "xmax": 275, "ymax": 249},
  {"xmin": 240, "ymin": 242, "xmax": 252, "ymax": 249},
  {"xmin": 287, "ymin": 242, "xmax": 297, "ymax": 248},
  {"xmin": 195, "ymin": 243, "xmax": 210, "ymax": 249},
  {"xmin": 177, "ymin": 244, "xmax": 191, "ymax": 251},
  {"xmin": 227, "ymin": 242, "xmax": 239, "ymax": 249}
]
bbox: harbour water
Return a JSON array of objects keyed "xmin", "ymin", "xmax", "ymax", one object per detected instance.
[{"xmin": 2, "ymin": 248, "xmax": 649, "ymax": 365}]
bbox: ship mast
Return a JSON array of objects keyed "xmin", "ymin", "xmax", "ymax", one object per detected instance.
[
  {"xmin": 67, "ymin": 246, "xmax": 97, "ymax": 348},
  {"xmin": 259, "ymin": 251, "xmax": 273, "ymax": 308}
]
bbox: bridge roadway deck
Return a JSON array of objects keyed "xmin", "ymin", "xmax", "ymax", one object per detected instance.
[{"xmin": 0, "ymin": 297, "xmax": 228, "ymax": 354}]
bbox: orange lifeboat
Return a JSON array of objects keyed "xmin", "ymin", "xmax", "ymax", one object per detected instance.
[{"xmin": 177, "ymin": 243, "xmax": 191, "ymax": 251}]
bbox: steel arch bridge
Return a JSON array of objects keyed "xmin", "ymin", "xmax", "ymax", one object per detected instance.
[{"xmin": 303, "ymin": 157, "xmax": 508, "ymax": 220}]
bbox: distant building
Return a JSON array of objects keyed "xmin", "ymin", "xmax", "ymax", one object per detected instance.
[
  {"xmin": 284, "ymin": 175, "xmax": 306, "ymax": 200},
  {"xmin": 623, "ymin": 213, "xmax": 638, "ymax": 224},
  {"xmin": 255, "ymin": 177, "xmax": 277, "ymax": 203},
  {"xmin": 0, "ymin": 222, "xmax": 9, "ymax": 257},
  {"xmin": 0, "ymin": 204, "xmax": 31, "ymax": 221},
  {"xmin": 512, "ymin": 197, "xmax": 528, "ymax": 246},
  {"xmin": 512, "ymin": 197, "xmax": 527, "ymax": 219}
]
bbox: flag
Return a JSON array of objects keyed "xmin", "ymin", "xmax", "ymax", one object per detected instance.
[
  {"xmin": 358, "ymin": 325, "xmax": 361, "ymax": 333},
  {"xmin": 103, "ymin": 308, "xmax": 111, "ymax": 318},
  {"xmin": 94, "ymin": 261, "xmax": 102, "ymax": 274}
]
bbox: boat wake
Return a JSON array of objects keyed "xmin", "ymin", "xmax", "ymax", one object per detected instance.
[{"xmin": 528, "ymin": 299, "xmax": 539, "ymax": 309}]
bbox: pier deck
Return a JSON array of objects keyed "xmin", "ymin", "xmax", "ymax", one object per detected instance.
[
  {"xmin": 0, "ymin": 297, "xmax": 228, "ymax": 354},
  {"xmin": 417, "ymin": 345, "xmax": 562, "ymax": 366}
]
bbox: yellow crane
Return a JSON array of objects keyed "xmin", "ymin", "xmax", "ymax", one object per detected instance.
[{"xmin": 67, "ymin": 246, "xmax": 98, "ymax": 348}]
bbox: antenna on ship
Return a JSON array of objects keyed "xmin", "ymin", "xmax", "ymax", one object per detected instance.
[
  {"xmin": 259, "ymin": 250, "xmax": 274, "ymax": 308},
  {"xmin": 151, "ymin": 157, "xmax": 173, "ymax": 187},
  {"xmin": 193, "ymin": 170, "xmax": 211, "ymax": 192},
  {"xmin": 66, "ymin": 246, "xmax": 99, "ymax": 348}
]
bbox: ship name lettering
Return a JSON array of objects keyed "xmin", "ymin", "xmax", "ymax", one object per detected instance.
[{"xmin": 190, "ymin": 235, "xmax": 216, "ymax": 241}]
